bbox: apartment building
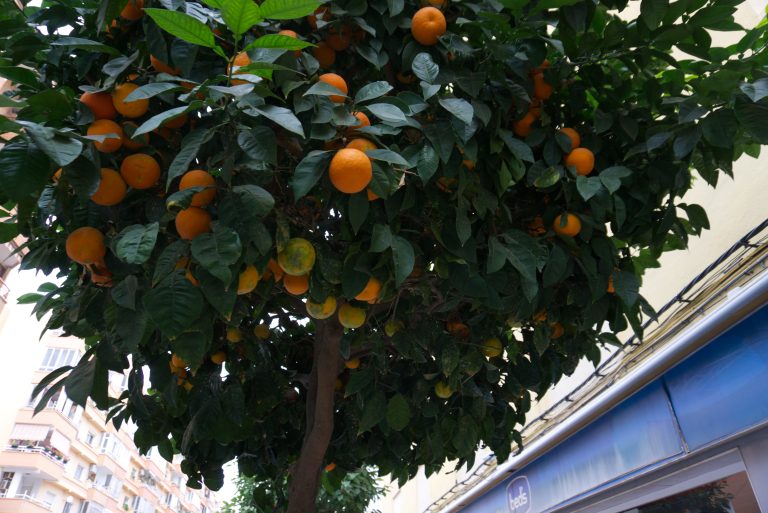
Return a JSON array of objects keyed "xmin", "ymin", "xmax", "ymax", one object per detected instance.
[{"xmin": 0, "ymin": 243, "xmax": 221, "ymax": 513}]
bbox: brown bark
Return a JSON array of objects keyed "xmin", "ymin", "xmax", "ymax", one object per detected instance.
[{"xmin": 286, "ymin": 318, "xmax": 343, "ymax": 513}]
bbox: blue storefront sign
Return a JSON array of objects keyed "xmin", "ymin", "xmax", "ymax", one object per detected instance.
[{"xmin": 461, "ymin": 304, "xmax": 768, "ymax": 513}]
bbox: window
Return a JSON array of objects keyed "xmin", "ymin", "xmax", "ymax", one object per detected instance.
[
  {"xmin": 0, "ymin": 471, "xmax": 14, "ymax": 495},
  {"xmin": 74, "ymin": 465, "xmax": 84, "ymax": 481},
  {"xmin": 63, "ymin": 502, "xmax": 73, "ymax": 513},
  {"xmin": 43, "ymin": 491, "xmax": 56, "ymax": 507},
  {"xmin": 85, "ymin": 432, "xmax": 95, "ymax": 445},
  {"xmin": 40, "ymin": 348, "xmax": 79, "ymax": 371}
]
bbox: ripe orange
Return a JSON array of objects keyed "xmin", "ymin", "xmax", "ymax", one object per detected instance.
[
  {"xmin": 89, "ymin": 266, "xmax": 113, "ymax": 287},
  {"xmin": 326, "ymin": 25, "xmax": 351, "ymax": 51},
  {"xmin": 306, "ymin": 296, "xmax": 337, "ymax": 319},
  {"xmin": 162, "ymin": 112, "xmax": 188, "ymax": 129},
  {"xmin": 550, "ymin": 322, "xmax": 564, "ymax": 339},
  {"xmin": 80, "ymin": 91, "xmax": 117, "ymax": 119},
  {"xmin": 345, "ymin": 358, "xmax": 360, "ymax": 369},
  {"xmin": 355, "ymin": 277, "xmax": 381, "ymax": 302},
  {"xmin": 533, "ymin": 73, "xmax": 553, "ymax": 100},
  {"xmin": 264, "ymin": 258, "xmax": 284, "ymax": 282},
  {"xmin": 607, "ymin": 274, "xmax": 615, "ymax": 294},
  {"xmin": 396, "ymin": 71, "xmax": 418, "ymax": 84},
  {"xmin": 66, "ymin": 227, "xmax": 107, "ymax": 265},
  {"xmin": 284, "ymin": 273, "xmax": 309, "ymax": 295},
  {"xmin": 253, "ymin": 323, "xmax": 270, "ymax": 340},
  {"xmin": 552, "ymin": 213, "xmax": 582, "ymax": 237},
  {"xmin": 210, "ymin": 351, "xmax": 227, "ymax": 365},
  {"xmin": 559, "ymin": 127, "xmax": 581, "ymax": 150},
  {"xmin": 120, "ymin": 0, "xmax": 144, "ymax": 21},
  {"xmin": 324, "ymin": 462, "xmax": 336, "ymax": 472},
  {"xmin": 278, "ymin": 238, "xmax": 316, "ymax": 276},
  {"xmin": 175, "ymin": 207, "xmax": 211, "ymax": 240},
  {"xmin": 226, "ymin": 327, "xmax": 242, "ymax": 343},
  {"xmin": 436, "ymin": 176, "xmax": 457, "ymax": 192},
  {"xmin": 513, "ymin": 112, "xmax": 537, "ymax": 138},
  {"xmin": 462, "ymin": 159, "xmax": 476, "ymax": 170},
  {"xmin": 229, "ymin": 51, "xmax": 251, "ymax": 85},
  {"xmin": 278, "ymin": 30, "xmax": 302, "ymax": 57},
  {"xmin": 179, "ymin": 170, "xmax": 216, "ymax": 206},
  {"xmin": 171, "ymin": 354, "xmax": 186, "ymax": 369},
  {"xmin": 338, "ymin": 303, "xmax": 365, "ymax": 329},
  {"xmin": 411, "ymin": 7, "xmax": 447, "ymax": 46},
  {"xmin": 120, "ymin": 154, "xmax": 161, "ymax": 189},
  {"xmin": 312, "ymin": 42, "xmax": 336, "ymax": 68},
  {"xmin": 53, "ymin": 168, "xmax": 62, "ymax": 183},
  {"xmin": 318, "ymin": 73, "xmax": 348, "ymax": 103},
  {"xmin": 91, "ymin": 168, "xmax": 127, "ymax": 206},
  {"xmin": 346, "ymin": 138, "xmax": 377, "ymax": 152},
  {"xmin": 87, "ymin": 119, "xmax": 123, "ymax": 153},
  {"xmin": 366, "ymin": 188, "xmax": 379, "ymax": 201},
  {"xmin": 121, "ymin": 121, "xmax": 149, "ymax": 150},
  {"xmin": 527, "ymin": 216, "xmax": 546, "ymax": 237},
  {"xmin": 329, "ymin": 148, "xmax": 372, "ymax": 194},
  {"xmin": 446, "ymin": 320, "xmax": 470, "ymax": 339},
  {"xmin": 237, "ymin": 265, "xmax": 260, "ymax": 295},
  {"xmin": 564, "ymin": 147, "xmax": 594, "ymax": 176},
  {"xmin": 308, "ymin": 6, "xmax": 331, "ymax": 29},
  {"xmin": 423, "ymin": 0, "xmax": 446, "ymax": 6},
  {"xmin": 533, "ymin": 310, "xmax": 548, "ymax": 323},
  {"xmin": 150, "ymin": 55, "xmax": 180, "ymax": 75},
  {"xmin": 351, "ymin": 111, "xmax": 370, "ymax": 129},
  {"xmin": 112, "ymin": 83, "xmax": 149, "ymax": 118}
]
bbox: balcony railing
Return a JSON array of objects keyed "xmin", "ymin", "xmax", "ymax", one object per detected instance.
[
  {"xmin": 4, "ymin": 445, "xmax": 67, "ymax": 466},
  {"xmin": 0, "ymin": 275, "xmax": 9, "ymax": 303},
  {"xmin": 0, "ymin": 491, "xmax": 54, "ymax": 511}
]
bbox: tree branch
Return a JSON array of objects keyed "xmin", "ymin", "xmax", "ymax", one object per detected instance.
[{"xmin": 286, "ymin": 318, "xmax": 343, "ymax": 513}]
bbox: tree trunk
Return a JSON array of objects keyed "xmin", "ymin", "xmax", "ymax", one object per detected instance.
[{"xmin": 286, "ymin": 318, "xmax": 343, "ymax": 513}]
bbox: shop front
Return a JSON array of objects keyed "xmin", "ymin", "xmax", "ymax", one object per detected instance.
[{"xmin": 445, "ymin": 275, "xmax": 768, "ymax": 513}]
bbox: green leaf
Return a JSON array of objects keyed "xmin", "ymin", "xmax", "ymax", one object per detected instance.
[
  {"xmin": 231, "ymin": 185, "xmax": 275, "ymax": 218},
  {"xmin": 0, "ymin": 140, "xmax": 50, "ymax": 201},
  {"xmin": 254, "ymin": 105, "xmax": 305, "ymax": 138},
  {"xmin": 51, "ymin": 37, "xmax": 120, "ymax": 56},
  {"xmin": 412, "ymin": 53, "xmax": 439, "ymax": 83},
  {"xmin": 366, "ymin": 103, "xmax": 407, "ymax": 123},
  {"xmin": 238, "ymin": 126, "xmax": 277, "ymax": 164},
  {"xmin": 392, "ymin": 236, "xmax": 415, "ymax": 286},
  {"xmin": 740, "ymin": 78, "xmax": 768, "ymax": 103},
  {"xmin": 735, "ymin": 101, "xmax": 768, "ymax": 144},
  {"xmin": 354, "ymin": 81, "xmax": 393, "ymax": 103},
  {"xmin": 291, "ymin": 151, "xmax": 332, "ymax": 200},
  {"xmin": 599, "ymin": 166, "xmax": 632, "ymax": 193},
  {"xmin": 133, "ymin": 105, "xmax": 199, "ymax": 137},
  {"xmin": 344, "ymin": 369, "xmax": 373, "ymax": 397},
  {"xmin": 172, "ymin": 328, "xmax": 211, "ymax": 371},
  {"xmin": 144, "ymin": 271, "xmax": 205, "ymax": 338},
  {"xmin": 530, "ymin": 0, "xmax": 582, "ymax": 13},
  {"xmin": 701, "ymin": 109, "xmax": 738, "ymax": 148},
  {"xmin": 191, "ymin": 224, "xmax": 242, "ymax": 284},
  {"xmin": 673, "ymin": 126, "xmax": 702, "ymax": 159},
  {"xmin": 18, "ymin": 122, "xmax": 82, "ymax": 167},
  {"xmin": 348, "ymin": 192, "xmax": 369, "ymax": 235},
  {"xmin": 198, "ymin": 269, "xmax": 237, "ymax": 320},
  {"xmin": 124, "ymin": 82, "xmax": 183, "ymax": 101},
  {"xmin": 218, "ymin": 0, "xmax": 263, "ymax": 37},
  {"xmin": 614, "ymin": 270, "xmax": 640, "ymax": 307},
  {"xmin": 167, "ymin": 128, "xmax": 216, "ymax": 189},
  {"xmin": 114, "ymin": 223, "xmax": 159, "ymax": 264},
  {"xmin": 416, "ymin": 142, "xmax": 439, "ymax": 184},
  {"xmin": 386, "ymin": 394, "xmax": 411, "ymax": 431},
  {"xmin": 246, "ymin": 34, "xmax": 313, "ymax": 51},
  {"xmin": 439, "ymin": 98, "xmax": 473, "ymax": 125},
  {"xmin": 31, "ymin": 366, "xmax": 73, "ymax": 404},
  {"xmin": 501, "ymin": 230, "xmax": 541, "ymax": 301},
  {"xmin": 144, "ymin": 8, "xmax": 217, "ymax": 48},
  {"xmin": 358, "ymin": 391, "xmax": 387, "ymax": 433},
  {"xmin": 641, "ymin": 0, "xmax": 668, "ymax": 30},
  {"xmin": 576, "ymin": 176, "xmax": 603, "ymax": 200},
  {"xmin": 111, "ymin": 276, "xmax": 138, "ymax": 310},
  {"xmin": 370, "ymin": 224, "xmax": 393, "ymax": 252},
  {"xmin": 304, "ymin": 81, "xmax": 348, "ymax": 99},
  {"xmin": 499, "ymin": 130, "xmax": 534, "ymax": 162},
  {"xmin": 366, "ymin": 149, "xmax": 412, "ymax": 167},
  {"xmin": 64, "ymin": 358, "xmax": 97, "ymax": 408},
  {"xmin": 259, "ymin": 0, "xmax": 323, "ymax": 20},
  {"xmin": 0, "ymin": 66, "xmax": 38, "ymax": 89},
  {"xmin": 533, "ymin": 166, "xmax": 561, "ymax": 189}
]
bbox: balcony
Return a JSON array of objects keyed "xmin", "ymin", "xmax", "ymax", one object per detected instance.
[
  {"xmin": 0, "ymin": 446, "xmax": 65, "ymax": 479},
  {"xmin": 0, "ymin": 492, "xmax": 53, "ymax": 513},
  {"xmin": 86, "ymin": 482, "xmax": 119, "ymax": 509}
]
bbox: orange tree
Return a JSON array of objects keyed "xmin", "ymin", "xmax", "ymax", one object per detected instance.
[{"xmin": 1, "ymin": 0, "xmax": 767, "ymax": 511}]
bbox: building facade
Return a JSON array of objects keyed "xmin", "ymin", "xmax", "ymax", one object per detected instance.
[{"xmin": 0, "ymin": 246, "xmax": 221, "ymax": 513}]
